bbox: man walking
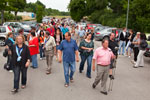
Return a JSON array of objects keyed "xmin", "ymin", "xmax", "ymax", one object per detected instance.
[
  {"xmin": 108, "ymin": 33, "xmax": 119, "ymax": 79},
  {"xmin": 92, "ymin": 39, "xmax": 115, "ymax": 95},
  {"xmin": 78, "ymin": 27, "xmax": 86, "ymax": 42},
  {"xmin": 58, "ymin": 32, "xmax": 79, "ymax": 87},
  {"xmin": 118, "ymin": 28, "xmax": 127, "ymax": 55}
]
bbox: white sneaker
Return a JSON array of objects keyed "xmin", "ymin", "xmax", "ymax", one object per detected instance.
[
  {"xmin": 9, "ymin": 70, "xmax": 13, "ymax": 73},
  {"xmin": 128, "ymin": 56, "xmax": 131, "ymax": 58},
  {"xmin": 40, "ymin": 58, "xmax": 42, "ymax": 60}
]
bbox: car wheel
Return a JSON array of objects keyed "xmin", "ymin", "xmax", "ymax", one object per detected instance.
[{"xmin": 0, "ymin": 38, "xmax": 5, "ymax": 46}]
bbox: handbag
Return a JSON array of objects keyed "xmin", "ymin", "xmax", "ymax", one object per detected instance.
[
  {"xmin": 130, "ymin": 43, "xmax": 134, "ymax": 48},
  {"xmin": 3, "ymin": 49, "xmax": 8, "ymax": 57},
  {"xmin": 4, "ymin": 63, "xmax": 10, "ymax": 70}
]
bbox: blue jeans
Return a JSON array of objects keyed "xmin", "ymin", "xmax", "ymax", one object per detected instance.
[
  {"xmin": 119, "ymin": 40, "xmax": 126, "ymax": 55},
  {"xmin": 63, "ymin": 61, "xmax": 76, "ymax": 84},
  {"xmin": 39, "ymin": 44, "xmax": 44, "ymax": 58},
  {"xmin": 79, "ymin": 54, "xmax": 93, "ymax": 77},
  {"xmin": 13, "ymin": 66, "xmax": 27, "ymax": 89},
  {"xmin": 31, "ymin": 54, "xmax": 38, "ymax": 68}
]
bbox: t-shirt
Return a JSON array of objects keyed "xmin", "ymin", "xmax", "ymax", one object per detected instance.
[
  {"xmin": 79, "ymin": 40, "xmax": 94, "ymax": 56},
  {"xmin": 133, "ymin": 37, "xmax": 140, "ymax": 48},
  {"xmin": 62, "ymin": 27, "xmax": 69, "ymax": 35},
  {"xmin": 29, "ymin": 37, "xmax": 39, "ymax": 56},
  {"xmin": 59, "ymin": 39, "xmax": 78, "ymax": 62},
  {"xmin": 78, "ymin": 30, "xmax": 85, "ymax": 37}
]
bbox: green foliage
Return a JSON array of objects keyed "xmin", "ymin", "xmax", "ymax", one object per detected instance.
[
  {"xmin": 36, "ymin": 5, "xmax": 44, "ymax": 23},
  {"xmin": 9, "ymin": 0, "xmax": 26, "ymax": 15},
  {"xmin": 69, "ymin": 0, "xmax": 150, "ymax": 32},
  {"xmin": 0, "ymin": 12, "xmax": 22, "ymax": 21},
  {"xmin": 68, "ymin": 0, "xmax": 86, "ymax": 22}
]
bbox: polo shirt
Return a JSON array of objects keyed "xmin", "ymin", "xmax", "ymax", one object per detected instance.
[{"xmin": 59, "ymin": 39, "xmax": 78, "ymax": 62}]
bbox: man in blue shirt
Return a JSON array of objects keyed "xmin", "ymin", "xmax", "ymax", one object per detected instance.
[
  {"xmin": 78, "ymin": 27, "xmax": 86, "ymax": 42},
  {"xmin": 58, "ymin": 32, "xmax": 79, "ymax": 87}
]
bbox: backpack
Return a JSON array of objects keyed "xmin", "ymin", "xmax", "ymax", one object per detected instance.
[{"xmin": 140, "ymin": 40, "xmax": 148, "ymax": 49}]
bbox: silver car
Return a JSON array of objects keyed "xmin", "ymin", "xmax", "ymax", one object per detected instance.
[
  {"xmin": 0, "ymin": 25, "xmax": 14, "ymax": 46},
  {"xmin": 94, "ymin": 28, "xmax": 117, "ymax": 41}
]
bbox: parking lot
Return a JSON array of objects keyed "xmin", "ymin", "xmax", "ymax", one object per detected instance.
[{"xmin": 0, "ymin": 41, "xmax": 150, "ymax": 100}]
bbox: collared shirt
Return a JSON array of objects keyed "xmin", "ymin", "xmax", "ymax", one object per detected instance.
[
  {"xmin": 93, "ymin": 47, "xmax": 114, "ymax": 66},
  {"xmin": 59, "ymin": 39, "xmax": 78, "ymax": 62},
  {"xmin": 45, "ymin": 36, "xmax": 56, "ymax": 51},
  {"xmin": 78, "ymin": 30, "xmax": 85, "ymax": 37}
]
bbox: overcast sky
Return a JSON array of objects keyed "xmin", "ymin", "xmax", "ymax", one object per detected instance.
[{"xmin": 27, "ymin": 0, "xmax": 70, "ymax": 12}]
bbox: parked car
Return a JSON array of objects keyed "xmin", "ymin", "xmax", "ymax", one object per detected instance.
[
  {"xmin": 144, "ymin": 36, "xmax": 150, "ymax": 57},
  {"xmin": 3, "ymin": 22, "xmax": 31, "ymax": 33},
  {"xmin": 21, "ymin": 21, "xmax": 37, "ymax": 29},
  {"xmin": 94, "ymin": 28, "xmax": 117, "ymax": 41},
  {"xmin": 87, "ymin": 24, "xmax": 96, "ymax": 30},
  {"xmin": 0, "ymin": 25, "xmax": 15, "ymax": 46}
]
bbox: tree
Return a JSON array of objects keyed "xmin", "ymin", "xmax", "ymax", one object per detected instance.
[
  {"xmin": 9, "ymin": 0, "xmax": 26, "ymax": 17},
  {"xmin": 68, "ymin": 0, "xmax": 87, "ymax": 22},
  {"xmin": 36, "ymin": 5, "xmax": 44, "ymax": 23},
  {"xmin": 0, "ymin": 0, "xmax": 10, "ymax": 24}
]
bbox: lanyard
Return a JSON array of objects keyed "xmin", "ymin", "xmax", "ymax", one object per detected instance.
[
  {"xmin": 16, "ymin": 45, "xmax": 23, "ymax": 62},
  {"xmin": 45, "ymin": 36, "xmax": 50, "ymax": 44}
]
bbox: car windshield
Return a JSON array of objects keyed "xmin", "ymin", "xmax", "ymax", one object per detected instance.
[{"xmin": 0, "ymin": 27, "xmax": 6, "ymax": 33}]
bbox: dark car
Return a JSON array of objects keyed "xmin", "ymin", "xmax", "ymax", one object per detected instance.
[{"xmin": 144, "ymin": 36, "xmax": 150, "ymax": 57}]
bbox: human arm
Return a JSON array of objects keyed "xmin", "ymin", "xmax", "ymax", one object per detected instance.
[
  {"xmin": 75, "ymin": 50, "xmax": 79, "ymax": 62},
  {"xmin": 92, "ymin": 59, "xmax": 96, "ymax": 71},
  {"xmin": 25, "ymin": 46, "xmax": 31, "ymax": 67},
  {"xmin": 58, "ymin": 50, "xmax": 62, "ymax": 63}
]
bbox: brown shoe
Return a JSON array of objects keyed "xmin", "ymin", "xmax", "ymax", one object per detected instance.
[{"xmin": 46, "ymin": 71, "xmax": 51, "ymax": 75}]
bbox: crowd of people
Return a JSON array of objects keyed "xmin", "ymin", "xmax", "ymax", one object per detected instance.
[{"xmin": 3, "ymin": 18, "xmax": 148, "ymax": 95}]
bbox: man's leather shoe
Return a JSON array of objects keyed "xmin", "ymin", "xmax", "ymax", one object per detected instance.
[{"xmin": 100, "ymin": 91, "xmax": 108, "ymax": 95}]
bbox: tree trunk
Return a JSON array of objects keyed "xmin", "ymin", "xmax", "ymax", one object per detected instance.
[
  {"xmin": 1, "ymin": 10, "xmax": 4, "ymax": 25},
  {"xmin": 15, "ymin": 11, "xmax": 18, "ymax": 20}
]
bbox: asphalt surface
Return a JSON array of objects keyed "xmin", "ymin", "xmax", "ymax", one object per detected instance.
[{"xmin": 0, "ymin": 41, "xmax": 150, "ymax": 100}]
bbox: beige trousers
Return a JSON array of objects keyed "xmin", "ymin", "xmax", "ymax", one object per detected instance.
[
  {"xmin": 45, "ymin": 50, "xmax": 54, "ymax": 72},
  {"xmin": 93, "ymin": 65, "xmax": 109, "ymax": 92}
]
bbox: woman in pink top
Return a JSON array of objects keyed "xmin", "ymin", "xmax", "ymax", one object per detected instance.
[{"xmin": 92, "ymin": 39, "xmax": 115, "ymax": 95}]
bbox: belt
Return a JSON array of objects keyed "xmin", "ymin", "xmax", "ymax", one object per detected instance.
[{"xmin": 97, "ymin": 64, "xmax": 109, "ymax": 67}]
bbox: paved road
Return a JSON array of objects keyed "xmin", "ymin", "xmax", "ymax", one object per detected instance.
[{"xmin": 0, "ymin": 41, "xmax": 150, "ymax": 100}]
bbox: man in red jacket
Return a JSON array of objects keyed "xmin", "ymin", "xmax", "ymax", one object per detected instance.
[{"xmin": 46, "ymin": 25, "xmax": 55, "ymax": 37}]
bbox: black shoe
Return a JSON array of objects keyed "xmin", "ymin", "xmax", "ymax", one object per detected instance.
[
  {"xmin": 139, "ymin": 66, "xmax": 144, "ymax": 67},
  {"xmin": 100, "ymin": 91, "xmax": 108, "ymax": 95},
  {"xmin": 79, "ymin": 70, "xmax": 82, "ymax": 73},
  {"xmin": 86, "ymin": 75, "xmax": 91, "ymax": 79},
  {"xmin": 92, "ymin": 84, "xmax": 96, "ymax": 89},
  {"xmin": 109, "ymin": 75, "xmax": 114, "ymax": 80},
  {"xmin": 11, "ymin": 89, "xmax": 18, "ymax": 93},
  {"xmin": 30, "ymin": 66, "xmax": 34, "ymax": 68}
]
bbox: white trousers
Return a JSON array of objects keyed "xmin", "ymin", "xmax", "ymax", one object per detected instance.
[{"xmin": 135, "ymin": 50, "xmax": 145, "ymax": 67}]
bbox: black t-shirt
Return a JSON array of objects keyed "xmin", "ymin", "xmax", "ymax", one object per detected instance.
[{"xmin": 109, "ymin": 39, "xmax": 119, "ymax": 56}]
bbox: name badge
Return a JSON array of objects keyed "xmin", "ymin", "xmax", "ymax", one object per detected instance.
[{"xmin": 17, "ymin": 56, "xmax": 22, "ymax": 62}]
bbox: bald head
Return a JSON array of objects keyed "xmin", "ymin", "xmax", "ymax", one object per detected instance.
[{"xmin": 110, "ymin": 33, "xmax": 115, "ymax": 40}]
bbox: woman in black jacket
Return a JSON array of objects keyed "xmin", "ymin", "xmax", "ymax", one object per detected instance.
[{"xmin": 11, "ymin": 35, "xmax": 31, "ymax": 93}]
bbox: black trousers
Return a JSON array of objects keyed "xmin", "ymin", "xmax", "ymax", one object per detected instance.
[
  {"xmin": 7, "ymin": 55, "xmax": 13, "ymax": 70},
  {"xmin": 133, "ymin": 47, "xmax": 139, "ymax": 62},
  {"xmin": 13, "ymin": 66, "xmax": 27, "ymax": 89}
]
